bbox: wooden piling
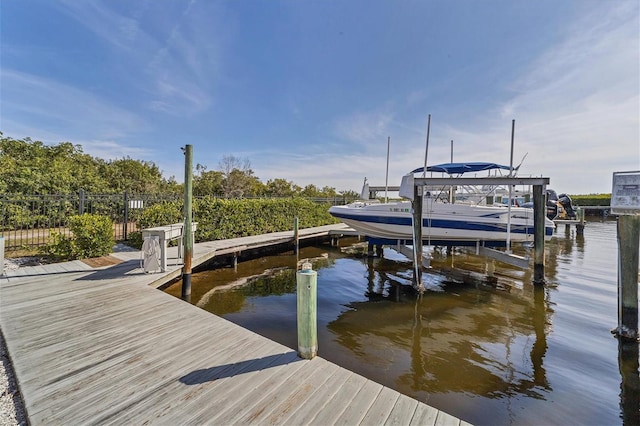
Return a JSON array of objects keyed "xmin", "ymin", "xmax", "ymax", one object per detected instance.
[
  {"xmin": 412, "ymin": 184, "xmax": 424, "ymax": 290},
  {"xmin": 533, "ymin": 184, "xmax": 546, "ymax": 285},
  {"xmin": 615, "ymin": 215, "xmax": 639, "ymax": 340},
  {"xmin": 293, "ymin": 217, "xmax": 299, "ymax": 255},
  {"xmin": 296, "ymin": 262, "xmax": 317, "ymax": 359},
  {"xmin": 182, "ymin": 144, "xmax": 193, "ymax": 301},
  {"xmin": 367, "ymin": 242, "xmax": 374, "ymax": 257},
  {"xmin": 576, "ymin": 207, "xmax": 585, "ymax": 235}
]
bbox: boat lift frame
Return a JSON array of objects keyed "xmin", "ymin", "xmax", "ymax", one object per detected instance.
[{"xmin": 403, "ymin": 176, "xmax": 550, "ymax": 288}]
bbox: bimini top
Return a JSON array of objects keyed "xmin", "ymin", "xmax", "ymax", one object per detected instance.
[{"xmin": 410, "ymin": 162, "xmax": 514, "ymax": 175}]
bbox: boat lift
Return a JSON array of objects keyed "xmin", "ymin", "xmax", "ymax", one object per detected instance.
[{"xmin": 401, "ymin": 175, "xmax": 550, "ymax": 289}]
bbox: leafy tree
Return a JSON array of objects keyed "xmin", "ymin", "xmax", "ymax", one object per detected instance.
[
  {"xmin": 0, "ymin": 134, "xmax": 178, "ymax": 195},
  {"xmin": 340, "ymin": 189, "xmax": 360, "ymax": 202},
  {"xmin": 104, "ymin": 157, "xmax": 166, "ymax": 193},
  {"xmin": 300, "ymin": 184, "xmax": 338, "ymax": 197},
  {"xmin": 218, "ymin": 155, "xmax": 263, "ymax": 197},
  {"xmin": 264, "ymin": 178, "xmax": 298, "ymax": 197},
  {"xmin": 0, "ymin": 134, "xmax": 108, "ymax": 194},
  {"xmin": 158, "ymin": 176, "xmax": 183, "ymax": 194},
  {"xmin": 194, "ymin": 164, "xmax": 224, "ymax": 196}
]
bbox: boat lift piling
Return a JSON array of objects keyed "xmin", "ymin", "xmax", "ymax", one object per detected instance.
[
  {"xmin": 610, "ymin": 171, "xmax": 640, "ymax": 341},
  {"xmin": 533, "ymin": 184, "xmax": 546, "ymax": 285},
  {"xmin": 412, "ymin": 184, "xmax": 424, "ymax": 291}
]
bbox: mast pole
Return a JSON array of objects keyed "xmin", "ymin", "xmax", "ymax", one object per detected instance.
[
  {"xmin": 385, "ymin": 136, "xmax": 390, "ymax": 203},
  {"xmin": 449, "ymin": 139, "xmax": 454, "ymax": 203},
  {"xmin": 506, "ymin": 119, "xmax": 515, "ymax": 253},
  {"xmin": 422, "ymin": 114, "xmax": 431, "ymax": 177},
  {"xmin": 450, "ymin": 139, "xmax": 453, "ymax": 163}
]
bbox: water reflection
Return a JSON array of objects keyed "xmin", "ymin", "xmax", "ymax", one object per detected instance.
[
  {"xmin": 327, "ymin": 272, "xmax": 553, "ymax": 400},
  {"xmin": 618, "ymin": 341, "xmax": 640, "ymax": 425},
  {"xmin": 166, "ymin": 221, "xmax": 632, "ymax": 424}
]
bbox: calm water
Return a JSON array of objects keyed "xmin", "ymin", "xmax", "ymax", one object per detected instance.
[{"xmin": 165, "ymin": 220, "xmax": 639, "ymax": 425}]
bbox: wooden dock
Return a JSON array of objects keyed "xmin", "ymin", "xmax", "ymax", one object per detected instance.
[{"xmin": 0, "ymin": 224, "xmax": 469, "ymax": 425}]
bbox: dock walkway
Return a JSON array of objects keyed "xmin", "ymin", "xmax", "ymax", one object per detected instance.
[{"xmin": 0, "ymin": 224, "xmax": 469, "ymax": 425}]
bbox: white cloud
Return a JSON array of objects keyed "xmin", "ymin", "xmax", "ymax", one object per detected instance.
[
  {"xmin": 57, "ymin": 0, "xmax": 153, "ymax": 52},
  {"xmin": 1, "ymin": 69, "xmax": 147, "ymax": 140},
  {"xmin": 79, "ymin": 140, "xmax": 153, "ymax": 161},
  {"xmin": 422, "ymin": 2, "xmax": 640, "ymax": 194},
  {"xmin": 332, "ymin": 110, "xmax": 395, "ymax": 147},
  {"xmin": 57, "ymin": 0, "xmax": 219, "ymax": 116}
]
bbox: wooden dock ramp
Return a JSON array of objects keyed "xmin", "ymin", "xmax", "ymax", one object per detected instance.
[{"xmin": 1, "ymin": 225, "xmax": 470, "ymax": 425}]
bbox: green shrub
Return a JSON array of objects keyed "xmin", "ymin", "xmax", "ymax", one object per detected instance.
[
  {"xmin": 43, "ymin": 213, "xmax": 114, "ymax": 260},
  {"xmin": 137, "ymin": 202, "xmax": 183, "ymax": 229},
  {"xmin": 569, "ymin": 194, "xmax": 611, "ymax": 206},
  {"xmin": 127, "ymin": 197, "xmax": 337, "ymax": 248},
  {"xmin": 127, "ymin": 202, "xmax": 183, "ymax": 249},
  {"xmin": 44, "ymin": 231, "xmax": 74, "ymax": 260},
  {"xmin": 193, "ymin": 197, "xmax": 337, "ymax": 241}
]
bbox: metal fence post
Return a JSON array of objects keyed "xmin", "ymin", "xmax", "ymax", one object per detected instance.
[
  {"xmin": 123, "ymin": 191, "xmax": 129, "ymax": 241},
  {"xmin": 78, "ymin": 189, "xmax": 85, "ymax": 215}
]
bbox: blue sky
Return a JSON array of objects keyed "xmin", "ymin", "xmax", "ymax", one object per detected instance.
[{"xmin": 1, "ymin": 0, "xmax": 638, "ymax": 194}]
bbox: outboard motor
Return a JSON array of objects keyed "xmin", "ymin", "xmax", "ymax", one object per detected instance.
[
  {"xmin": 557, "ymin": 193, "xmax": 577, "ymax": 219},
  {"xmin": 546, "ymin": 189, "xmax": 559, "ymax": 220}
]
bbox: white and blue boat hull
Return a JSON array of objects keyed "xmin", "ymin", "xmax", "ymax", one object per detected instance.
[{"xmin": 329, "ymin": 201, "xmax": 554, "ymax": 245}]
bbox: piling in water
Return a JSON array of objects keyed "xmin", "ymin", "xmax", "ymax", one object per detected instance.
[
  {"xmin": 614, "ymin": 215, "xmax": 639, "ymax": 340},
  {"xmin": 297, "ymin": 262, "xmax": 317, "ymax": 359}
]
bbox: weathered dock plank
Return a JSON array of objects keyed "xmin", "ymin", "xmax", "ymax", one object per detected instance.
[
  {"xmin": 272, "ymin": 366, "xmax": 354, "ymax": 424},
  {"xmin": 0, "ymin": 225, "xmax": 470, "ymax": 425},
  {"xmin": 385, "ymin": 394, "xmax": 420, "ymax": 425},
  {"xmin": 238, "ymin": 356, "xmax": 342, "ymax": 424},
  {"xmin": 360, "ymin": 386, "xmax": 401, "ymax": 425}
]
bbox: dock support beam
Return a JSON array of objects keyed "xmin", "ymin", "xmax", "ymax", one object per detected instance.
[
  {"xmin": 297, "ymin": 262, "xmax": 317, "ymax": 359},
  {"xmin": 182, "ymin": 144, "xmax": 193, "ymax": 302},
  {"xmin": 614, "ymin": 215, "xmax": 639, "ymax": 340},
  {"xmin": 533, "ymin": 184, "xmax": 546, "ymax": 285}
]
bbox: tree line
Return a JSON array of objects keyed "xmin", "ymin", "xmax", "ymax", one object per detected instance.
[{"xmin": 0, "ymin": 134, "xmax": 358, "ymax": 199}]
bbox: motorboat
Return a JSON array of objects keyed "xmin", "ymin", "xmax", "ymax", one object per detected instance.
[{"xmin": 329, "ymin": 162, "xmax": 555, "ymax": 247}]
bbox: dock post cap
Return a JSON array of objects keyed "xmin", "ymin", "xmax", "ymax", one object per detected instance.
[{"xmin": 300, "ymin": 261, "xmax": 313, "ymax": 272}]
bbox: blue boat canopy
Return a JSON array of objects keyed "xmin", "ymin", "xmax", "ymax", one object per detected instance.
[{"xmin": 410, "ymin": 162, "xmax": 514, "ymax": 175}]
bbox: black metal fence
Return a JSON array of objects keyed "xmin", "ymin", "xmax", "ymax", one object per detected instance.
[
  {"xmin": 0, "ymin": 191, "xmax": 182, "ymax": 251},
  {"xmin": 0, "ymin": 192, "xmax": 347, "ymax": 251}
]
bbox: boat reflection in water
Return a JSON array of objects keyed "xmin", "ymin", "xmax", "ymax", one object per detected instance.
[
  {"xmin": 324, "ymin": 253, "xmax": 552, "ymax": 422},
  {"xmin": 165, "ymin": 221, "xmax": 637, "ymax": 425}
]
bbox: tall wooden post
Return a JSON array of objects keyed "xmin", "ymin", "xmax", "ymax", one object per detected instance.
[
  {"xmin": 615, "ymin": 215, "xmax": 639, "ymax": 340},
  {"xmin": 610, "ymin": 171, "xmax": 640, "ymax": 340},
  {"xmin": 297, "ymin": 261, "xmax": 317, "ymax": 359},
  {"xmin": 182, "ymin": 144, "xmax": 193, "ymax": 302},
  {"xmin": 533, "ymin": 185, "xmax": 546, "ymax": 285},
  {"xmin": 412, "ymin": 184, "xmax": 423, "ymax": 290}
]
